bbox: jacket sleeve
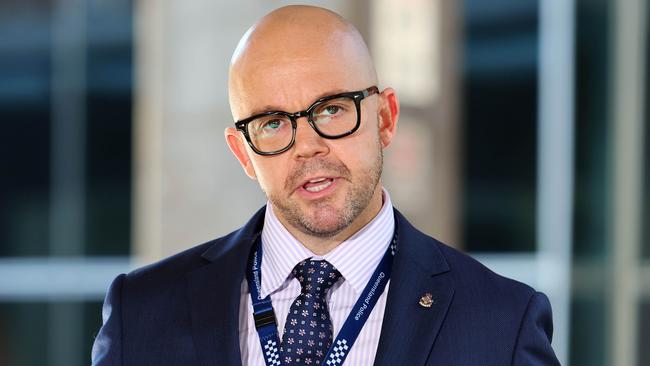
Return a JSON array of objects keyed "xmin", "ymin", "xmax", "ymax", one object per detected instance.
[
  {"xmin": 512, "ymin": 292, "xmax": 561, "ymax": 366},
  {"xmin": 91, "ymin": 273, "xmax": 126, "ymax": 366}
]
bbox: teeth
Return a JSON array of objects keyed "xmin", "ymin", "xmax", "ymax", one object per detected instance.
[
  {"xmin": 305, "ymin": 179, "xmax": 332, "ymax": 193},
  {"xmin": 309, "ymin": 177, "xmax": 327, "ymax": 183}
]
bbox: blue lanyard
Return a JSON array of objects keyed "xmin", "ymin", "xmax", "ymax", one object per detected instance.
[{"xmin": 246, "ymin": 225, "xmax": 398, "ymax": 366}]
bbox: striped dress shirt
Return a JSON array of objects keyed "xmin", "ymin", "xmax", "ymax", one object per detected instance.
[{"xmin": 239, "ymin": 189, "xmax": 395, "ymax": 365}]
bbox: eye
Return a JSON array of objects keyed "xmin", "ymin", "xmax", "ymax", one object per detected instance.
[
  {"xmin": 262, "ymin": 119, "xmax": 282, "ymax": 130},
  {"xmin": 323, "ymin": 105, "xmax": 342, "ymax": 115},
  {"xmin": 314, "ymin": 100, "xmax": 349, "ymax": 119},
  {"xmin": 252, "ymin": 116, "xmax": 290, "ymax": 138}
]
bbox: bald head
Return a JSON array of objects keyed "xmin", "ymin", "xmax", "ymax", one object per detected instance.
[{"xmin": 228, "ymin": 5, "xmax": 377, "ymax": 121}]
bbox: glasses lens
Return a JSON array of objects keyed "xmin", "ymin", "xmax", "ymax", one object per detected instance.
[
  {"xmin": 247, "ymin": 114, "xmax": 293, "ymax": 153},
  {"xmin": 311, "ymin": 97, "xmax": 358, "ymax": 136}
]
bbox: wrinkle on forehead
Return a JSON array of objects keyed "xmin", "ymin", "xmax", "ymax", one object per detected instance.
[{"xmin": 228, "ymin": 5, "xmax": 377, "ymax": 118}]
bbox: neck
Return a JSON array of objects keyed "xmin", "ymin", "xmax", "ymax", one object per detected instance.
[{"xmin": 280, "ymin": 186, "xmax": 385, "ymax": 256}]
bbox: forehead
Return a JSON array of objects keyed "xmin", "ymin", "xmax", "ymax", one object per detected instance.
[
  {"xmin": 245, "ymin": 62, "xmax": 363, "ymax": 108},
  {"xmin": 230, "ymin": 29, "xmax": 374, "ymax": 118}
]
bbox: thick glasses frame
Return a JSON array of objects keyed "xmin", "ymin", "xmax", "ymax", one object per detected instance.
[{"xmin": 235, "ymin": 86, "xmax": 379, "ymax": 156}]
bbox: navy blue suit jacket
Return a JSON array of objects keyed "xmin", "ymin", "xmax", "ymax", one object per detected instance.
[{"xmin": 92, "ymin": 207, "xmax": 559, "ymax": 365}]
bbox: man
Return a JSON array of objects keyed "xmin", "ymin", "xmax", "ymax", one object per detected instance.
[{"xmin": 92, "ymin": 5, "xmax": 559, "ymax": 366}]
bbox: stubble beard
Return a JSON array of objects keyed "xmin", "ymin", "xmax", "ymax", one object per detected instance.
[{"xmin": 267, "ymin": 141, "xmax": 383, "ymax": 239}]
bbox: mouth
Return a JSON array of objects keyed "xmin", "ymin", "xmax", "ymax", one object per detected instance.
[
  {"xmin": 301, "ymin": 177, "xmax": 335, "ymax": 193},
  {"xmin": 294, "ymin": 176, "xmax": 339, "ymax": 199}
]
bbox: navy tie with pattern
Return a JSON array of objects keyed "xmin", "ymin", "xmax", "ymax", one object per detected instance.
[{"xmin": 279, "ymin": 259, "xmax": 342, "ymax": 365}]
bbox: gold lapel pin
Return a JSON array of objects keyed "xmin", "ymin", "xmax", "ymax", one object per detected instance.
[{"xmin": 419, "ymin": 293, "xmax": 434, "ymax": 308}]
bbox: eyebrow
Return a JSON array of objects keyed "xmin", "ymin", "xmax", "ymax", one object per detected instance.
[{"xmin": 247, "ymin": 88, "xmax": 349, "ymax": 116}]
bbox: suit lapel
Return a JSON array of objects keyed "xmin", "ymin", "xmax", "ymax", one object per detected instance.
[
  {"xmin": 183, "ymin": 207, "xmax": 453, "ymax": 366},
  {"xmin": 187, "ymin": 262, "xmax": 243, "ymax": 366},
  {"xmin": 186, "ymin": 207, "xmax": 265, "ymax": 366},
  {"xmin": 373, "ymin": 210, "xmax": 455, "ymax": 366}
]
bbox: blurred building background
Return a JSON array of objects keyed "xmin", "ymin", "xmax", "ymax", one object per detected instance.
[{"xmin": 0, "ymin": 0, "xmax": 647, "ymax": 365}]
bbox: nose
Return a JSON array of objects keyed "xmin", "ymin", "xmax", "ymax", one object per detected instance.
[{"xmin": 291, "ymin": 116, "xmax": 330, "ymax": 159}]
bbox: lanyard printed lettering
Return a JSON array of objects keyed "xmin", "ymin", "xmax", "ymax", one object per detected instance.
[{"xmin": 246, "ymin": 223, "xmax": 398, "ymax": 366}]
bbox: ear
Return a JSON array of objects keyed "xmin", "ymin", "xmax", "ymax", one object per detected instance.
[
  {"xmin": 225, "ymin": 127, "xmax": 257, "ymax": 180},
  {"xmin": 377, "ymin": 87, "xmax": 400, "ymax": 149}
]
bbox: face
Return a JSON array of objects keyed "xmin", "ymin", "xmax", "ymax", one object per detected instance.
[
  {"xmin": 268, "ymin": 119, "xmax": 383, "ymax": 237},
  {"xmin": 227, "ymin": 26, "xmax": 399, "ymax": 240}
]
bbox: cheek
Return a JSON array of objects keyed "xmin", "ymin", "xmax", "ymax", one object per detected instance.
[
  {"xmin": 346, "ymin": 119, "xmax": 381, "ymax": 154},
  {"xmin": 251, "ymin": 158, "xmax": 289, "ymax": 192},
  {"xmin": 337, "ymin": 135, "xmax": 381, "ymax": 173}
]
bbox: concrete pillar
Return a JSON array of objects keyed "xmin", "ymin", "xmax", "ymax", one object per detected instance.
[{"xmin": 134, "ymin": 1, "xmax": 357, "ymax": 262}]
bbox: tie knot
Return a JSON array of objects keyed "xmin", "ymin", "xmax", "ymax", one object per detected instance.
[{"xmin": 292, "ymin": 259, "xmax": 341, "ymax": 297}]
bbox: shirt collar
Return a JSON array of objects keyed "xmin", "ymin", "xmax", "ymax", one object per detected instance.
[{"xmin": 260, "ymin": 188, "xmax": 395, "ymax": 297}]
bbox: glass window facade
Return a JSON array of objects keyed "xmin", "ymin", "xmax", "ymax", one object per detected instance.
[
  {"xmin": 461, "ymin": 0, "xmax": 539, "ymax": 252},
  {"xmin": 0, "ymin": 2, "xmax": 53, "ymax": 257},
  {"xmin": 640, "ymin": 300, "xmax": 650, "ymax": 366},
  {"xmin": 0, "ymin": 1, "xmax": 647, "ymax": 365},
  {"xmin": 84, "ymin": 0, "xmax": 133, "ymax": 256},
  {"xmin": 570, "ymin": 1, "xmax": 610, "ymax": 363},
  {"xmin": 0, "ymin": 1, "xmax": 132, "ymax": 258},
  {"xmin": 0, "ymin": 302, "xmax": 102, "ymax": 365},
  {"xmin": 641, "ymin": 0, "xmax": 650, "ymax": 260},
  {"xmin": 0, "ymin": 0, "xmax": 132, "ymax": 364}
]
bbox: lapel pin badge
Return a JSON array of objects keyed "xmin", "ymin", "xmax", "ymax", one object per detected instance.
[{"xmin": 419, "ymin": 293, "xmax": 434, "ymax": 308}]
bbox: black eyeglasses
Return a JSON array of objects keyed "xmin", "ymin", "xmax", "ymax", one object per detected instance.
[{"xmin": 235, "ymin": 86, "xmax": 379, "ymax": 156}]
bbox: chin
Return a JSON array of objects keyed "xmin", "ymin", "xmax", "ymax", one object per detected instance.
[{"xmin": 299, "ymin": 205, "xmax": 351, "ymax": 237}]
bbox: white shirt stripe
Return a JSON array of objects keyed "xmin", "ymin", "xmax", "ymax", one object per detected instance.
[{"xmin": 239, "ymin": 189, "xmax": 395, "ymax": 365}]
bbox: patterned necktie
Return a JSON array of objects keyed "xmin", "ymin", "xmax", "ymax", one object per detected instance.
[{"xmin": 279, "ymin": 259, "xmax": 342, "ymax": 365}]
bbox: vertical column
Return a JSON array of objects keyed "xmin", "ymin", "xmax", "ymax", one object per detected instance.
[
  {"xmin": 133, "ymin": 0, "xmax": 271, "ymax": 262},
  {"xmin": 608, "ymin": 0, "xmax": 647, "ymax": 365},
  {"xmin": 133, "ymin": 0, "xmax": 165, "ymax": 263},
  {"xmin": 371, "ymin": 0, "xmax": 462, "ymax": 246},
  {"xmin": 536, "ymin": 0, "xmax": 575, "ymax": 364},
  {"xmin": 133, "ymin": 1, "xmax": 353, "ymax": 261},
  {"xmin": 49, "ymin": 0, "xmax": 87, "ymax": 364},
  {"xmin": 434, "ymin": 0, "xmax": 463, "ymax": 248},
  {"xmin": 50, "ymin": 0, "xmax": 87, "ymax": 256}
]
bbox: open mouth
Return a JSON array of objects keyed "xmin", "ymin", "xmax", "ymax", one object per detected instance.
[{"xmin": 302, "ymin": 177, "xmax": 335, "ymax": 193}]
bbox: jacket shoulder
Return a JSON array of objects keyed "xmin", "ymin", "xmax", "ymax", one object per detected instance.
[
  {"xmin": 427, "ymin": 239, "xmax": 542, "ymax": 338},
  {"xmin": 123, "ymin": 206, "xmax": 266, "ymax": 290},
  {"xmin": 128, "ymin": 239, "xmax": 216, "ymax": 282},
  {"xmin": 436, "ymin": 241, "xmax": 536, "ymax": 300},
  {"xmin": 395, "ymin": 208, "xmax": 536, "ymax": 302}
]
